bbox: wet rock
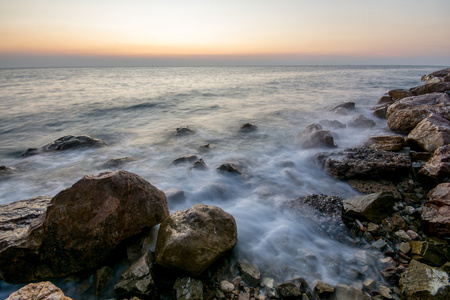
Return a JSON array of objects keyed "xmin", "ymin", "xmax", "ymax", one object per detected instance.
[
  {"xmin": 362, "ymin": 135, "xmax": 405, "ymax": 152},
  {"xmin": 198, "ymin": 143, "xmax": 212, "ymax": 152},
  {"xmin": 172, "ymin": 155, "xmax": 199, "ymax": 165},
  {"xmin": 329, "ymin": 284, "xmax": 371, "ymax": 300},
  {"xmin": 372, "ymin": 104, "xmax": 389, "ymax": 119},
  {"xmin": 166, "ymin": 188, "xmax": 186, "ymax": 205},
  {"xmin": 421, "ymin": 183, "xmax": 450, "ymax": 238},
  {"xmin": 296, "ymin": 123, "xmax": 336, "ymax": 149},
  {"xmin": 276, "ymin": 282, "xmax": 301, "ymax": 299},
  {"xmin": 176, "ymin": 126, "xmax": 194, "ymax": 135},
  {"xmin": 0, "ymin": 170, "xmax": 169, "ymax": 283},
  {"xmin": 104, "ymin": 156, "xmax": 138, "ymax": 168},
  {"xmin": 377, "ymin": 285, "xmax": 393, "ymax": 299},
  {"xmin": 237, "ymin": 260, "xmax": 261, "ymax": 287},
  {"xmin": 410, "ymin": 82, "xmax": 450, "ymax": 96},
  {"xmin": 421, "ymin": 68, "xmax": 450, "ymax": 82},
  {"xmin": 314, "ymin": 281, "xmax": 335, "ymax": 297},
  {"xmin": 381, "ymin": 266, "xmax": 400, "ymax": 285},
  {"xmin": 220, "ymin": 280, "xmax": 235, "ymax": 293},
  {"xmin": 377, "ymin": 94, "xmax": 394, "ymax": 105},
  {"xmin": 319, "ymin": 119, "xmax": 346, "ymax": 129},
  {"xmin": 217, "ymin": 161, "xmax": 248, "ymax": 176},
  {"xmin": 399, "ymin": 260, "xmax": 450, "ymax": 299},
  {"xmin": 388, "ymin": 89, "xmax": 413, "ymax": 100},
  {"xmin": 155, "ymin": 204, "xmax": 238, "ymax": 276},
  {"xmin": 330, "ymin": 101, "xmax": 355, "ymax": 111},
  {"xmin": 239, "ymin": 123, "xmax": 258, "ymax": 132},
  {"xmin": 174, "ymin": 277, "xmax": 203, "ymax": 300},
  {"xmin": 407, "ymin": 113, "xmax": 450, "ymax": 152},
  {"xmin": 114, "ymin": 252, "xmax": 158, "ymax": 300},
  {"xmin": 22, "ymin": 135, "xmax": 107, "ymax": 157},
  {"xmin": 343, "ymin": 192, "xmax": 396, "ymax": 223},
  {"xmin": 347, "ymin": 114, "xmax": 376, "ymax": 129},
  {"xmin": 94, "ymin": 266, "xmax": 114, "ymax": 298},
  {"xmin": 315, "ymin": 147, "xmax": 411, "ymax": 180},
  {"xmin": 348, "ymin": 179, "xmax": 402, "ymax": 199},
  {"xmin": 382, "ymin": 214, "xmax": 407, "ymax": 232},
  {"xmin": 0, "ymin": 166, "xmax": 13, "ymax": 177},
  {"xmin": 190, "ymin": 159, "xmax": 208, "ymax": 171},
  {"xmin": 5, "ymin": 281, "xmax": 72, "ymax": 300},
  {"xmin": 387, "ymin": 108, "xmax": 432, "ymax": 134},
  {"xmin": 373, "ymin": 238, "xmax": 388, "ymax": 250},
  {"xmin": 394, "ymin": 230, "xmax": 412, "ymax": 241},
  {"xmin": 419, "ymin": 145, "xmax": 450, "ymax": 182},
  {"xmin": 333, "ymin": 107, "xmax": 349, "ymax": 115},
  {"xmin": 398, "ymin": 242, "xmax": 411, "ymax": 254},
  {"xmin": 261, "ymin": 277, "xmax": 278, "ymax": 298},
  {"xmin": 410, "ymin": 240, "xmax": 448, "ymax": 267}
]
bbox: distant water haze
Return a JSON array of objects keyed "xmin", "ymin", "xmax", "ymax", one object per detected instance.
[{"xmin": 0, "ymin": 66, "xmax": 442, "ymax": 292}]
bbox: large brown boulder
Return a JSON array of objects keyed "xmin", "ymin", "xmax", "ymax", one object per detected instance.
[
  {"xmin": 22, "ymin": 135, "xmax": 107, "ymax": 157},
  {"xmin": 419, "ymin": 145, "xmax": 450, "ymax": 182},
  {"xmin": 407, "ymin": 114, "xmax": 450, "ymax": 152},
  {"xmin": 6, "ymin": 281, "xmax": 72, "ymax": 300},
  {"xmin": 421, "ymin": 183, "xmax": 450, "ymax": 238},
  {"xmin": 421, "ymin": 68, "xmax": 450, "ymax": 82},
  {"xmin": 155, "ymin": 204, "xmax": 238, "ymax": 276},
  {"xmin": 315, "ymin": 147, "xmax": 411, "ymax": 180},
  {"xmin": 410, "ymin": 82, "xmax": 450, "ymax": 96},
  {"xmin": 0, "ymin": 170, "xmax": 169, "ymax": 283}
]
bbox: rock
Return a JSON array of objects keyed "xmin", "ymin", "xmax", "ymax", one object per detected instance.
[
  {"xmin": 388, "ymin": 89, "xmax": 413, "ymax": 100},
  {"xmin": 217, "ymin": 161, "xmax": 247, "ymax": 175},
  {"xmin": 237, "ymin": 260, "xmax": 261, "ymax": 287},
  {"xmin": 95, "ymin": 266, "xmax": 114, "ymax": 298},
  {"xmin": 0, "ymin": 166, "xmax": 13, "ymax": 177},
  {"xmin": 372, "ymin": 104, "xmax": 389, "ymax": 119},
  {"xmin": 387, "ymin": 108, "xmax": 432, "ymax": 134},
  {"xmin": 373, "ymin": 238, "xmax": 388, "ymax": 250},
  {"xmin": 172, "ymin": 155, "xmax": 199, "ymax": 165},
  {"xmin": 174, "ymin": 277, "xmax": 203, "ymax": 300},
  {"xmin": 315, "ymin": 147, "xmax": 411, "ymax": 180},
  {"xmin": 381, "ymin": 266, "xmax": 400, "ymax": 285},
  {"xmin": 22, "ymin": 135, "xmax": 107, "ymax": 157},
  {"xmin": 399, "ymin": 260, "xmax": 450, "ymax": 299},
  {"xmin": 276, "ymin": 282, "xmax": 301, "ymax": 299},
  {"xmin": 419, "ymin": 145, "xmax": 450, "ymax": 182},
  {"xmin": 319, "ymin": 119, "xmax": 346, "ymax": 129},
  {"xmin": 347, "ymin": 114, "xmax": 376, "ymax": 129},
  {"xmin": 399, "ymin": 242, "xmax": 411, "ymax": 254},
  {"xmin": 155, "ymin": 204, "xmax": 238, "ymax": 276},
  {"xmin": 343, "ymin": 192, "xmax": 396, "ymax": 223},
  {"xmin": 421, "ymin": 183, "xmax": 450, "ymax": 238},
  {"xmin": 378, "ymin": 285, "xmax": 393, "ymax": 299},
  {"xmin": 0, "ymin": 170, "xmax": 169, "ymax": 283},
  {"xmin": 166, "ymin": 188, "xmax": 186, "ymax": 205},
  {"xmin": 407, "ymin": 114, "xmax": 450, "ymax": 152},
  {"xmin": 190, "ymin": 159, "xmax": 208, "ymax": 171},
  {"xmin": 314, "ymin": 281, "xmax": 335, "ymax": 297},
  {"xmin": 5, "ymin": 281, "xmax": 72, "ymax": 300},
  {"xmin": 394, "ymin": 230, "xmax": 412, "ymax": 241},
  {"xmin": 410, "ymin": 82, "xmax": 450, "ymax": 96},
  {"xmin": 104, "ymin": 156, "xmax": 138, "ymax": 167},
  {"xmin": 333, "ymin": 107, "xmax": 349, "ymax": 115},
  {"xmin": 329, "ymin": 284, "xmax": 371, "ymax": 300},
  {"xmin": 382, "ymin": 214, "xmax": 407, "ymax": 232},
  {"xmin": 410, "ymin": 241, "xmax": 448, "ymax": 267},
  {"xmin": 262, "ymin": 277, "xmax": 278, "ymax": 298},
  {"xmin": 377, "ymin": 94, "xmax": 394, "ymax": 105},
  {"xmin": 421, "ymin": 68, "xmax": 450, "ymax": 82},
  {"xmin": 330, "ymin": 101, "xmax": 355, "ymax": 111},
  {"xmin": 114, "ymin": 252, "xmax": 158, "ymax": 300},
  {"xmin": 363, "ymin": 278, "xmax": 376, "ymax": 290},
  {"xmin": 362, "ymin": 135, "xmax": 405, "ymax": 152},
  {"xmin": 407, "ymin": 230, "xmax": 419, "ymax": 240},
  {"xmin": 348, "ymin": 179, "xmax": 402, "ymax": 199},
  {"xmin": 219, "ymin": 280, "xmax": 235, "ymax": 293},
  {"xmin": 239, "ymin": 123, "xmax": 258, "ymax": 132},
  {"xmin": 176, "ymin": 126, "xmax": 194, "ymax": 135},
  {"xmin": 296, "ymin": 123, "xmax": 336, "ymax": 149}
]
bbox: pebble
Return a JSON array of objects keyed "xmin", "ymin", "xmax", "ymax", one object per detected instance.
[
  {"xmin": 220, "ymin": 281, "xmax": 235, "ymax": 293},
  {"xmin": 398, "ymin": 242, "xmax": 411, "ymax": 253},
  {"xmin": 394, "ymin": 230, "xmax": 412, "ymax": 241},
  {"xmin": 406, "ymin": 230, "xmax": 419, "ymax": 240},
  {"xmin": 373, "ymin": 238, "xmax": 388, "ymax": 250}
]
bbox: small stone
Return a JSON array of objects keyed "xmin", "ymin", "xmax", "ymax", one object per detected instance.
[
  {"xmin": 367, "ymin": 223, "xmax": 380, "ymax": 233},
  {"xmin": 238, "ymin": 292, "xmax": 250, "ymax": 300},
  {"xmin": 239, "ymin": 123, "xmax": 258, "ymax": 132},
  {"xmin": 398, "ymin": 242, "xmax": 411, "ymax": 254},
  {"xmin": 379, "ymin": 257, "xmax": 396, "ymax": 269},
  {"xmin": 403, "ymin": 206, "xmax": 416, "ymax": 216},
  {"xmin": 191, "ymin": 159, "xmax": 208, "ymax": 171},
  {"xmin": 373, "ymin": 238, "xmax": 388, "ymax": 250},
  {"xmin": 406, "ymin": 230, "xmax": 419, "ymax": 241},
  {"xmin": 237, "ymin": 260, "xmax": 261, "ymax": 287},
  {"xmin": 174, "ymin": 277, "xmax": 203, "ymax": 300},
  {"xmin": 378, "ymin": 285, "xmax": 393, "ymax": 299},
  {"xmin": 261, "ymin": 278, "xmax": 277, "ymax": 298},
  {"xmin": 394, "ymin": 230, "xmax": 412, "ymax": 241},
  {"xmin": 313, "ymin": 281, "xmax": 335, "ymax": 295},
  {"xmin": 220, "ymin": 281, "xmax": 235, "ymax": 293},
  {"xmin": 277, "ymin": 282, "xmax": 301, "ymax": 299},
  {"xmin": 363, "ymin": 278, "xmax": 376, "ymax": 290},
  {"xmin": 176, "ymin": 126, "xmax": 194, "ymax": 135},
  {"xmin": 172, "ymin": 155, "xmax": 198, "ymax": 165}
]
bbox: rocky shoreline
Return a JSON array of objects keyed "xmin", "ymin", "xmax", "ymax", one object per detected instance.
[{"xmin": 1, "ymin": 67, "xmax": 450, "ymax": 299}]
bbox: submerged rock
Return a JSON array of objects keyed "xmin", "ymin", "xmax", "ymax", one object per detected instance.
[
  {"xmin": 6, "ymin": 281, "xmax": 72, "ymax": 300},
  {"xmin": 172, "ymin": 155, "xmax": 199, "ymax": 165},
  {"xmin": 0, "ymin": 170, "xmax": 169, "ymax": 283},
  {"xmin": 347, "ymin": 114, "xmax": 376, "ymax": 129},
  {"xmin": 155, "ymin": 204, "xmax": 238, "ymax": 276},
  {"xmin": 407, "ymin": 113, "xmax": 450, "ymax": 152},
  {"xmin": 176, "ymin": 126, "xmax": 194, "ymax": 135},
  {"xmin": 22, "ymin": 135, "xmax": 107, "ymax": 157},
  {"xmin": 319, "ymin": 119, "xmax": 346, "ymax": 129},
  {"xmin": 104, "ymin": 156, "xmax": 138, "ymax": 168},
  {"xmin": 296, "ymin": 123, "xmax": 336, "ymax": 149},
  {"xmin": 239, "ymin": 122, "xmax": 258, "ymax": 132},
  {"xmin": 330, "ymin": 101, "xmax": 355, "ymax": 111},
  {"xmin": 421, "ymin": 183, "xmax": 450, "ymax": 238}
]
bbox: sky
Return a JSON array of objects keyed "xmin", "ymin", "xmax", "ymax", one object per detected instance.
[{"xmin": 0, "ymin": 0, "xmax": 449, "ymax": 67}]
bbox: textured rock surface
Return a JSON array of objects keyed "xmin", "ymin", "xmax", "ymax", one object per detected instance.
[
  {"xmin": 347, "ymin": 114, "xmax": 376, "ymax": 129},
  {"xmin": 174, "ymin": 277, "xmax": 203, "ymax": 300},
  {"xmin": 0, "ymin": 170, "xmax": 169, "ymax": 283},
  {"xmin": 399, "ymin": 260, "xmax": 450, "ymax": 299},
  {"xmin": 407, "ymin": 114, "xmax": 450, "ymax": 152},
  {"xmin": 362, "ymin": 135, "xmax": 405, "ymax": 151},
  {"xmin": 315, "ymin": 147, "xmax": 411, "ymax": 180},
  {"xmin": 421, "ymin": 68, "xmax": 450, "ymax": 82},
  {"xmin": 239, "ymin": 123, "xmax": 258, "ymax": 132},
  {"xmin": 6, "ymin": 281, "xmax": 72, "ymax": 300},
  {"xmin": 420, "ymin": 145, "xmax": 450, "ymax": 182},
  {"xmin": 237, "ymin": 260, "xmax": 261, "ymax": 287},
  {"xmin": 410, "ymin": 82, "xmax": 450, "ymax": 96},
  {"xmin": 388, "ymin": 89, "xmax": 413, "ymax": 100},
  {"xmin": 343, "ymin": 192, "xmax": 396, "ymax": 223},
  {"xmin": 348, "ymin": 179, "xmax": 402, "ymax": 199},
  {"xmin": 22, "ymin": 135, "xmax": 107, "ymax": 157},
  {"xmin": 296, "ymin": 123, "xmax": 336, "ymax": 149},
  {"xmin": 155, "ymin": 204, "xmax": 238, "ymax": 276},
  {"xmin": 421, "ymin": 183, "xmax": 450, "ymax": 238}
]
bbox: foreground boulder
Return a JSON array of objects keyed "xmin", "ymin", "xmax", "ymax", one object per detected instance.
[
  {"xmin": 6, "ymin": 281, "xmax": 72, "ymax": 300},
  {"xmin": 419, "ymin": 145, "xmax": 450, "ymax": 182},
  {"xmin": 421, "ymin": 68, "xmax": 450, "ymax": 82},
  {"xmin": 0, "ymin": 170, "xmax": 169, "ymax": 283},
  {"xmin": 410, "ymin": 82, "xmax": 450, "ymax": 96},
  {"xmin": 343, "ymin": 192, "xmax": 396, "ymax": 223},
  {"xmin": 407, "ymin": 113, "xmax": 450, "ymax": 152},
  {"xmin": 296, "ymin": 123, "xmax": 336, "ymax": 149},
  {"xmin": 315, "ymin": 147, "xmax": 411, "ymax": 180},
  {"xmin": 155, "ymin": 204, "xmax": 238, "ymax": 276},
  {"xmin": 399, "ymin": 260, "xmax": 450, "ymax": 299},
  {"xmin": 22, "ymin": 135, "xmax": 107, "ymax": 157},
  {"xmin": 421, "ymin": 183, "xmax": 450, "ymax": 238}
]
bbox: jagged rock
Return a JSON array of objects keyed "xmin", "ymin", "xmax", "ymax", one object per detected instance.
[
  {"xmin": 343, "ymin": 192, "xmax": 396, "ymax": 223},
  {"xmin": 262, "ymin": 278, "xmax": 278, "ymax": 298},
  {"xmin": 362, "ymin": 135, "xmax": 405, "ymax": 151},
  {"xmin": 377, "ymin": 94, "xmax": 394, "ymax": 105},
  {"xmin": 421, "ymin": 183, "xmax": 450, "ymax": 238},
  {"xmin": 407, "ymin": 114, "xmax": 450, "ymax": 152},
  {"xmin": 155, "ymin": 204, "xmax": 237, "ymax": 276},
  {"xmin": 319, "ymin": 119, "xmax": 346, "ymax": 129},
  {"xmin": 315, "ymin": 147, "xmax": 411, "ymax": 180},
  {"xmin": 0, "ymin": 170, "xmax": 169, "ymax": 283},
  {"xmin": 348, "ymin": 179, "xmax": 402, "ymax": 199},
  {"xmin": 239, "ymin": 123, "xmax": 258, "ymax": 132},
  {"xmin": 330, "ymin": 101, "xmax": 355, "ymax": 111},
  {"xmin": 410, "ymin": 241, "xmax": 448, "ymax": 267},
  {"xmin": 94, "ymin": 266, "xmax": 114, "ymax": 298},
  {"xmin": 114, "ymin": 252, "xmax": 158, "ymax": 300},
  {"xmin": 410, "ymin": 82, "xmax": 450, "ymax": 96},
  {"xmin": 166, "ymin": 188, "xmax": 186, "ymax": 205},
  {"xmin": 276, "ymin": 282, "xmax": 301, "ymax": 299},
  {"xmin": 347, "ymin": 114, "xmax": 376, "ymax": 129},
  {"xmin": 172, "ymin": 155, "xmax": 199, "ymax": 165},
  {"xmin": 399, "ymin": 260, "xmax": 450, "ymax": 299},
  {"xmin": 387, "ymin": 108, "xmax": 432, "ymax": 134},
  {"xmin": 217, "ymin": 161, "xmax": 248, "ymax": 176},
  {"xmin": 329, "ymin": 284, "xmax": 371, "ymax": 300},
  {"xmin": 237, "ymin": 260, "xmax": 261, "ymax": 287},
  {"xmin": 421, "ymin": 68, "xmax": 450, "ymax": 82},
  {"xmin": 190, "ymin": 159, "xmax": 208, "ymax": 171},
  {"xmin": 174, "ymin": 277, "xmax": 203, "ymax": 300},
  {"xmin": 388, "ymin": 89, "xmax": 413, "ymax": 100},
  {"xmin": 22, "ymin": 135, "xmax": 107, "ymax": 157},
  {"xmin": 314, "ymin": 281, "xmax": 335, "ymax": 297},
  {"xmin": 176, "ymin": 126, "xmax": 194, "ymax": 135},
  {"xmin": 5, "ymin": 281, "xmax": 72, "ymax": 300},
  {"xmin": 419, "ymin": 145, "xmax": 450, "ymax": 182},
  {"xmin": 296, "ymin": 123, "xmax": 336, "ymax": 149},
  {"xmin": 104, "ymin": 156, "xmax": 138, "ymax": 167}
]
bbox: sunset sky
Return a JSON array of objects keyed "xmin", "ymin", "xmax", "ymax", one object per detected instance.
[{"xmin": 1, "ymin": 0, "xmax": 449, "ymax": 67}]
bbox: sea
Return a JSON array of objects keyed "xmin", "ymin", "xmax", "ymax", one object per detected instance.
[{"xmin": 0, "ymin": 65, "xmax": 443, "ymax": 297}]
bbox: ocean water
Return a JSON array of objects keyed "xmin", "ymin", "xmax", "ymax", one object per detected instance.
[{"xmin": 0, "ymin": 66, "xmax": 441, "ymax": 294}]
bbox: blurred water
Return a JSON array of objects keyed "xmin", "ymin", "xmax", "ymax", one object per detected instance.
[{"xmin": 0, "ymin": 65, "xmax": 440, "ymax": 294}]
